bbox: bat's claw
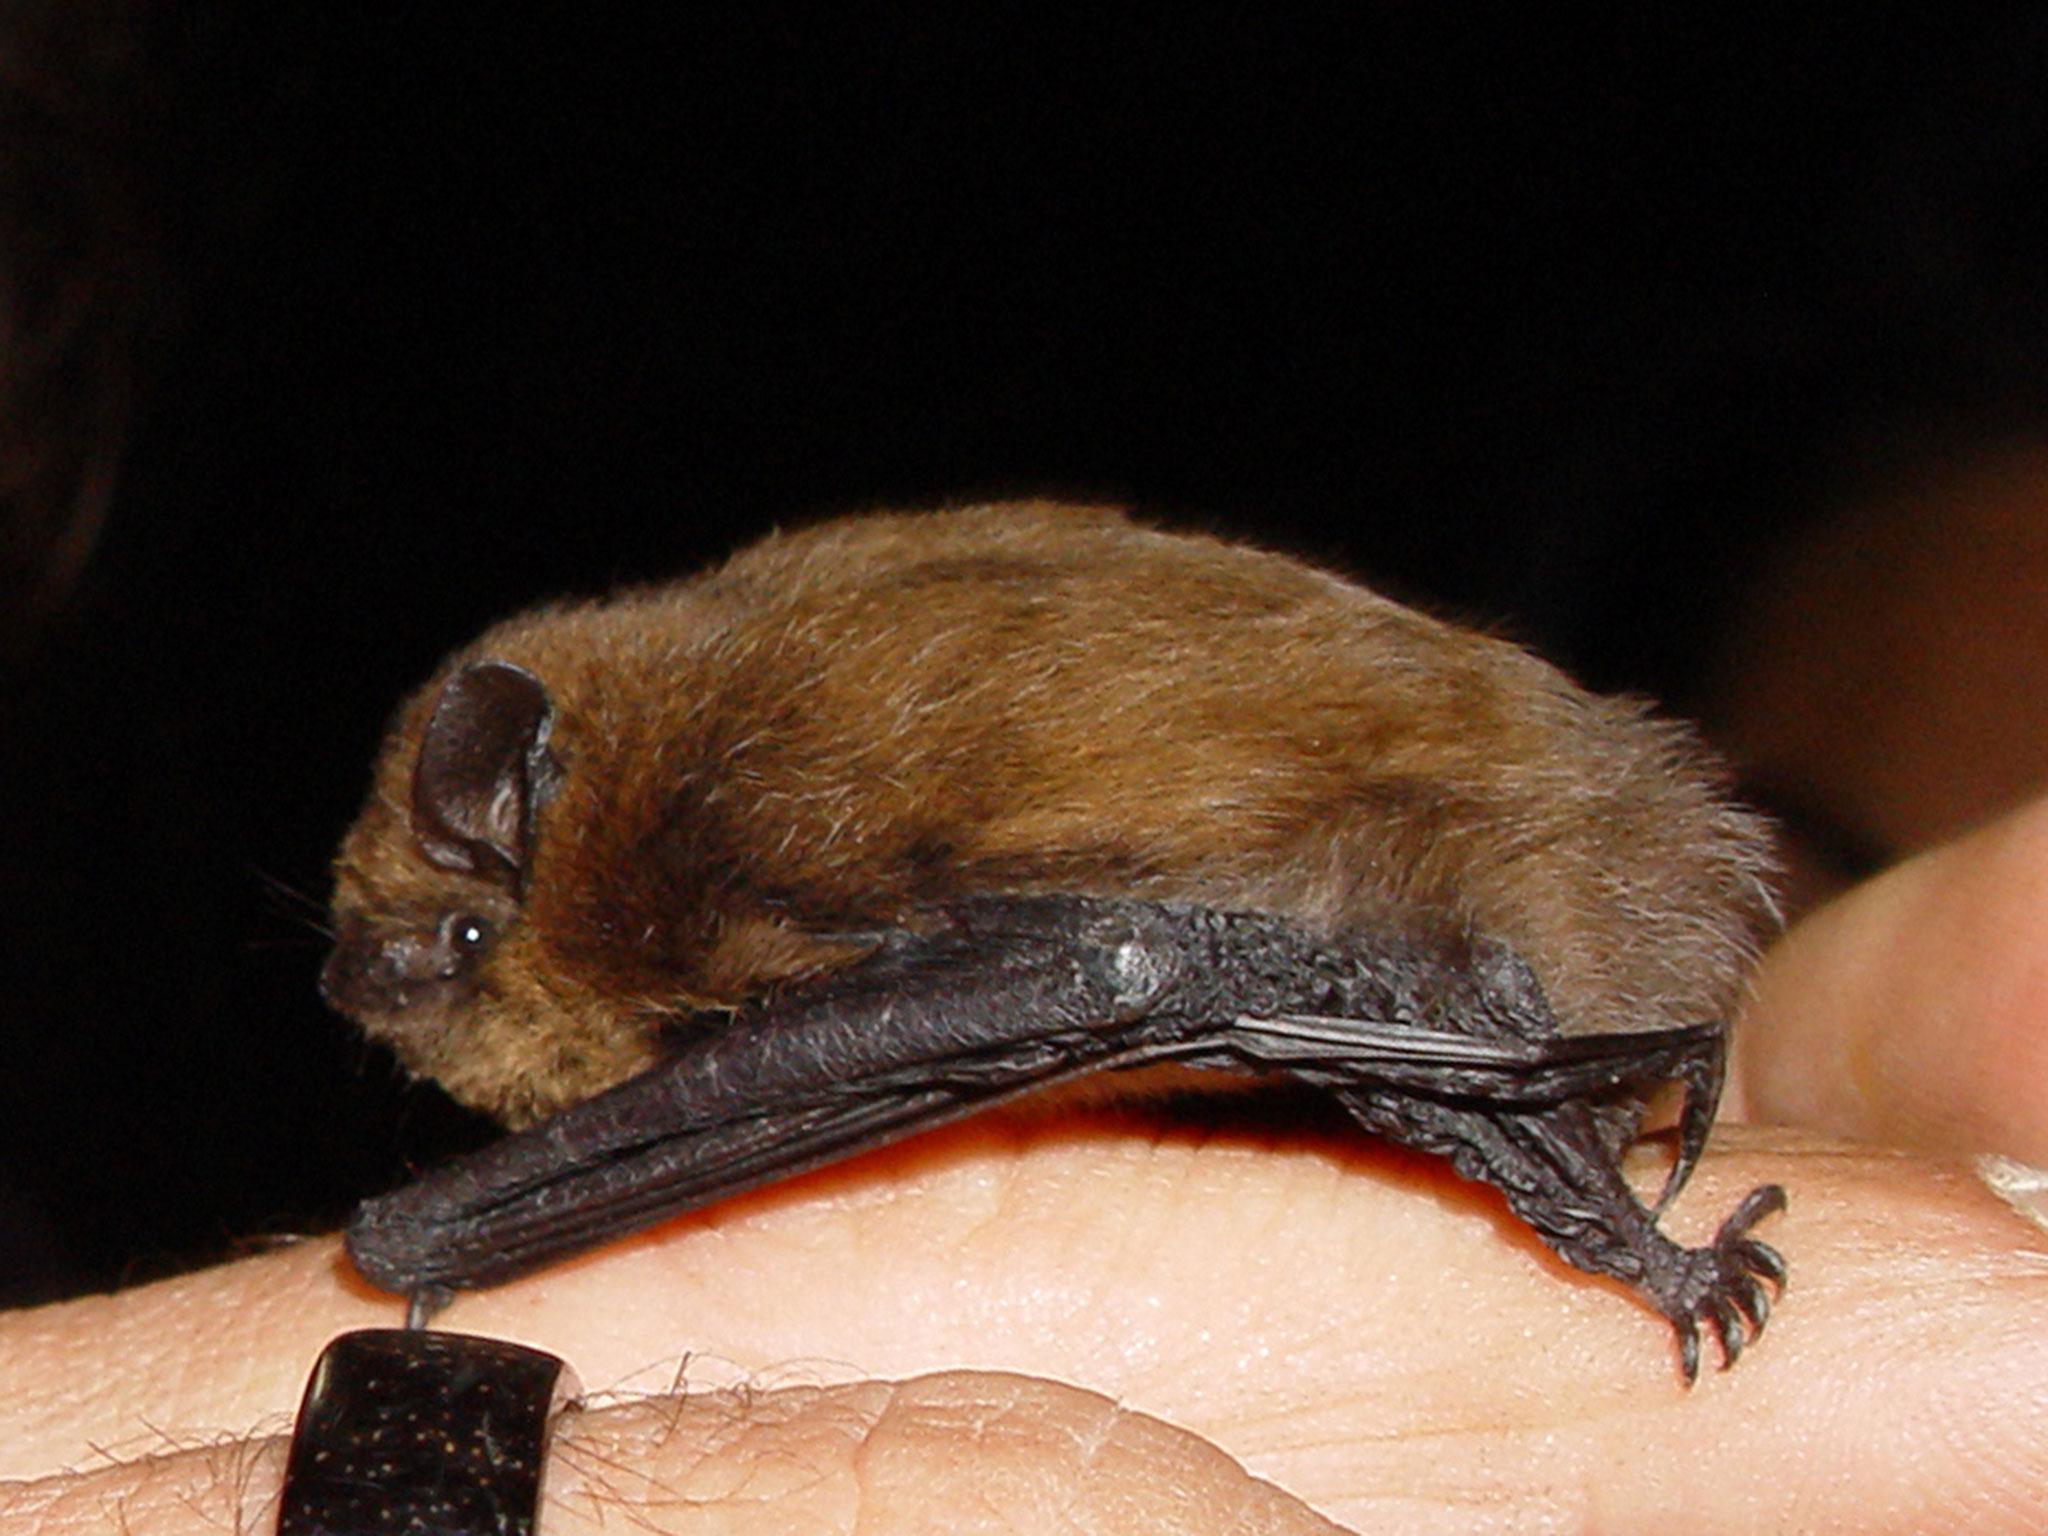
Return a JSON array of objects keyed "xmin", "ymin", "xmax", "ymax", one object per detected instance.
[
  {"xmin": 1651, "ymin": 1028, "xmax": 1733, "ymax": 1217},
  {"xmin": 405, "ymin": 1284, "xmax": 453, "ymax": 1331},
  {"xmin": 1655, "ymin": 1182, "xmax": 1788, "ymax": 1385}
]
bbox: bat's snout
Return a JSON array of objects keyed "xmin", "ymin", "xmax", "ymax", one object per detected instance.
[{"xmin": 320, "ymin": 918, "xmax": 480, "ymax": 1023}]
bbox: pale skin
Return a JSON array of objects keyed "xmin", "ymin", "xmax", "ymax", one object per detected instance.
[{"xmin": 10, "ymin": 466, "xmax": 2048, "ymax": 1534}]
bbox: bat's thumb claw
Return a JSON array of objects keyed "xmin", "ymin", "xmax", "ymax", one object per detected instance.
[{"xmin": 1078, "ymin": 903, "xmax": 1186, "ymax": 1018}]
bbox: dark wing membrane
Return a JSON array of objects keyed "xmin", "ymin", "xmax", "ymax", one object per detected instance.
[
  {"xmin": 354, "ymin": 1078, "xmax": 1012, "ymax": 1293},
  {"xmin": 348, "ymin": 895, "xmax": 1731, "ymax": 1297},
  {"xmin": 348, "ymin": 901, "xmax": 1156, "ymax": 1293}
]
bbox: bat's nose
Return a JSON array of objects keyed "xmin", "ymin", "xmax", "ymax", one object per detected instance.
[
  {"xmin": 321, "ymin": 924, "xmax": 441, "ymax": 1016},
  {"xmin": 320, "ymin": 948, "xmax": 378, "ymax": 1023},
  {"xmin": 319, "ymin": 939, "xmax": 375, "ymax": 1014}
]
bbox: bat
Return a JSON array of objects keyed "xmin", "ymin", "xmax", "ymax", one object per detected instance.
[{"xmin": 324, "ymin": 502, "xmax": 1787, "ymax": 1381}]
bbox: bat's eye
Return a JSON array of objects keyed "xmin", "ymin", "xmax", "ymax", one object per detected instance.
[{"xmin": 444, "ymin": 913, "xmax": 494, "ymax": 956}]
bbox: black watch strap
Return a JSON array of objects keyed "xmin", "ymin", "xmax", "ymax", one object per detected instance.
[{"xmin": 277, "ymin": 1328, "xmax": 578, "ymax": 1535}]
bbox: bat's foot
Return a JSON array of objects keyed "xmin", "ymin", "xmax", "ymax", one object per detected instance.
[
  {"xmin": 1331, "ymin": 1090, "xmax": 1791, "ymax": 1382},
  {"xmin": 1650, "ymin": 1183, "xmax": 1787, "ymax": 1384}
]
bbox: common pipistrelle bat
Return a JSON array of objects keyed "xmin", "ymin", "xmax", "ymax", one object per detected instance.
[{"xmin": 325, "ymin": 502, "xmax": 1786, "ymax": 1380}]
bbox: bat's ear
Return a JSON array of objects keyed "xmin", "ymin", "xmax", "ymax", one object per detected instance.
[{"xmin": 410, "ymin": 660, "xmax": 560, "ymax": 894}]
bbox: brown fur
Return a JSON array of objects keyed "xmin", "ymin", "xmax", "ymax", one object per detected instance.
[{"xmin": 328, "ymin": 502, "xmax": 1778, "ymax": 1126}]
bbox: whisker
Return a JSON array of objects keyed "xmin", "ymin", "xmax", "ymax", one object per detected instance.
[{"xmin": 249, "ymin": 865, "xmax": 336, "ymax": 940}]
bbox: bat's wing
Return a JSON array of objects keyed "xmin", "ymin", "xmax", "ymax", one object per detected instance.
[
  {"xmin": 347, "ymin": 894, "xmax": 1781, "ymax": 1377},
  {"xmin": 350, "ymin": 901, "xmax": 1153, "ymax": 1297},
  {"xmin": 1210, "ymin": 1009, "xmax": 1729, "ymax": 1215}
]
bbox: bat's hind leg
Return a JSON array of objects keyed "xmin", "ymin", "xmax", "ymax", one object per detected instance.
[{"xmin": 1336, "ymin": 1088, "xmax": 1786, "ymax": 1383}]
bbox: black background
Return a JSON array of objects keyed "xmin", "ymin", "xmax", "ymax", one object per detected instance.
[{"xmin": 5, "ymin": 10, "xmax": 2048, "ymax": 1303}]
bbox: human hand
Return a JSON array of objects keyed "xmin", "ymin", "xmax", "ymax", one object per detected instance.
[{"xmin": 1732, "ymin": 792, "xmax": 2048, "ymax": 1169}]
